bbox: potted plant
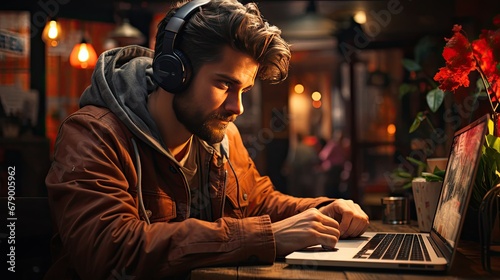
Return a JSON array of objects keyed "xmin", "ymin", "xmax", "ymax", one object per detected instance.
[
  {"xmin": 415, "ymin": 16, "xmax": 500, "ymax": 248},
  {"xmin": 395, "ymin": 15, "xmax": 500, "ymax": 234},
  {"xmin": 391, "ymin": 157, "xmax": 445, "ymax": 189},
  {"xmin": 391, "ymin": 157, "xmax": 445, "ymax": 232}
]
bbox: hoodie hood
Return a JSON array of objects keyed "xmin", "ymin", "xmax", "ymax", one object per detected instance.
[
  {"xmin": 79, "ymin": 45, "xmax": 170, "ymax": 154},
  {"xmin": 79, "ymin": 45, "xmax": 228, "ymax": 159}
]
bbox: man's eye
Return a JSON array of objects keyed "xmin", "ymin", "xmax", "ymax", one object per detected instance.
[{"xmin": 218, "ymin": 81, "xmax": 231, "ymax": 90}]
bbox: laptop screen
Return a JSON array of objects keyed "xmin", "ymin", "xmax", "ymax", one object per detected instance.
[{"xmin": 431, "ymin": 114, "xmax": 488, "ymax": 252}]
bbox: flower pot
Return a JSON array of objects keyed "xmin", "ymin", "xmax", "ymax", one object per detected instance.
[
  {"xmin": 426, "ymin": 157, "xmax": 448, "ymax": 172},
  {"xmin": 412, "ymin": 178, "xmax": 443, "ymax": 232}
]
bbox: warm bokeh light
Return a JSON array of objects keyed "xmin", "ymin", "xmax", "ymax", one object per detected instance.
[
  {"xmin": 47, "ymin": 21, "xmax": 58, "ymax": 39},
  {"xmin": 353, "ymin": 11, "xmax": 367, "ymax": 24},
  {"xmin": 78, "ymin": 45, "xmax": 90, "ymax": 62},
  {"xmin": 387, "ymin": 124, "xmax": 396, "ymax": 135},
  {"xmin": 311, "ymin": 91, "xmax": 321, "ymax": 101},
  {"xmin": 70, "ymin": 41, "xmax": 97, "ymax": 69},
  {"xmin": 294, "ymin": 83, "xmax": 304, "ymax": 94},
  {"xmin": 42, "ymin": 20, "xmax": 61, "ymax": 47},
  {"xmin": 312, "ymin": 100, "xmax": 322, "ymax": 108}
]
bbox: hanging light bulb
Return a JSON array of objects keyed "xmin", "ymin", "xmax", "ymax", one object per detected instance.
[
  {"xmin": 109, "ymin": 18, "xmax": 145, "ymax": 46},
  {"xmin": 42, "ymin": 19, "xmax": 61, "ymax": 47},
  {"xmin": 353, "ymin": 11, "xmax": 367, "ymax": 24},
  {"xmin": 280, "ymin": 0, "xmax": 336, "ymax": 40},
  {"xmin": 70, "ymin": 39, "xmax": 97, "ymax": 69}
]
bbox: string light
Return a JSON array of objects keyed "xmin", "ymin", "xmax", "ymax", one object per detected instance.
[
  {"xmin": 311, "ymin": 91, "xmax": 322, "ymax": 101},
  {"xmin": 353, "ymin": 11, "xmax": 367, "ymax": 24},
  {"xmin": 42, "ymin": 19, "xmax": 61, "ymax": 47},
  {"xmin": 312, "ymin": 100, "xmax": 322, "ymax": 108},
  {"xmin": 294, "ymin": 83, "xmax": 305, "ymax": 94},
  {"xmin": 387, "ymin": 124, "xmax": 396, "ymax": 135},
  {"xmin": 69, "ymin": 39, "xmax": 97, "ymax": 69}
]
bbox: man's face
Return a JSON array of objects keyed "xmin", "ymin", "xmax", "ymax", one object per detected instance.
[{"xmin": 173, "ymin": 46, "xmax": 258, "ymax": 144}]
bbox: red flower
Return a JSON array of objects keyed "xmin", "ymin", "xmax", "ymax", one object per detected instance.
[
  {"xmin": 434, "ymin": 25, "xmax": 476, "ymax": 92},
  {"xmin": 433, "ymin": 18, "xmax": 500, "ymax": 112},
  {"xmin": 473, "ymin": 35, "xmax": 500, "ymax": 100},
  {"xmin": 477, "ymin": 25, "xmax": 500, "ymax": 95}
]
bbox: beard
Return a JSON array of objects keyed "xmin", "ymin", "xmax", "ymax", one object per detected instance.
[{"xmin": 173, "ymin": 94, "xmax": 236, "ymax": 144}]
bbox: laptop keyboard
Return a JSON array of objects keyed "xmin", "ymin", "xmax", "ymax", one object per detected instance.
[{"xmin": 354, "ymin": 233, "xmax": 431, "ymax": 261}]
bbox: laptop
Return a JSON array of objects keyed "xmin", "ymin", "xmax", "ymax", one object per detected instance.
[{"xmin": 285, "ymin": 113, "xmax": 490, "ymax": 272}]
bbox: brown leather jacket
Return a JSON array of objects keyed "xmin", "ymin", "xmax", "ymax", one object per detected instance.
[{"xmin": 45, "ymin": 104, "xmax": 332, "ymax": 279}]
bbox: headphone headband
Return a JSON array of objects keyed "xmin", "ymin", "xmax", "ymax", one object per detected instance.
[
  {"xmin": 162, "ymin": 0, "xmax": 211, "ymax": 55},
  {"xmin": 153, "ymin": 0, "xmax": 211, "ymax": 93}
]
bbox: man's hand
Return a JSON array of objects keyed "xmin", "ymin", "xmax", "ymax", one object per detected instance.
[
  {"xmin": 271, "ymin": 208, "xmax": 340, "ymax": 256},
  {"xmin": 319, "ymin": 199, "xmax": 369, "ymax": 239}
]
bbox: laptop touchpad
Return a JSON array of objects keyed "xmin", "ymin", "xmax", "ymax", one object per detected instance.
[{"xmin": 337, "ymin": 236, "xmax": 370, "ymax": 249}]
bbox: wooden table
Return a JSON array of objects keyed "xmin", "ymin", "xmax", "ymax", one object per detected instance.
[{"xmin": 190, "ymin": 221, "xmax": 500, "ymax": 279}]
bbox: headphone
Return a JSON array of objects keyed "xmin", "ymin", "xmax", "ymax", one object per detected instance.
[{"xmin": 152, "ymin": 0, "xmax": 211, "ymax": 93}]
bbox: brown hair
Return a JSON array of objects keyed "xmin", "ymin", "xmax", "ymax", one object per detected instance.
[{"xmin": 154, "ymin": 0, "xmax": 291, "ymax": 83}]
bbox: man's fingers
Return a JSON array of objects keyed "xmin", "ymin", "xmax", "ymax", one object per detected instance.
[
  {"xmin": 318, "ymin": 199, "xmax": 370, "ymax": 238},
  {"xmin": 354, "ymin": 203, "xmax": 370, "ymax": 235},
  {"xmin": 319, "ymin": 212, "xmax": 340, "ymax": 229},
  {"xmin": 319, "ymin": 231, "xmax": 340, "ymax": 249},
  {"xmin": 339, "ymin": 204, "xmax": 369, "ymax": 238},
  {"xmin": 310, "ymin": 211, "xmax": 341, "ymax": 247},
  {"xmin": 339, "ymin": 210, "xmax": 353, "ymax": 237}
]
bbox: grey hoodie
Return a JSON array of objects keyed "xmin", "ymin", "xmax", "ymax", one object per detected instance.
[{"xmin": 79, "ymin": 45, "xmax": 168, "ymax": 154}]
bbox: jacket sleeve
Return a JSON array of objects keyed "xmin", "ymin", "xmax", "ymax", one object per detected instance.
[
  {"xmin": 45, "ymin": 109, "xmax": 276, "ymax": 279},
  {"xmin": 225, "ymin": 123, "xmax": 334, "ymax": 221}
]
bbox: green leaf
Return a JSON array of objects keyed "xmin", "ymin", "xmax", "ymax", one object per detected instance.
[
  {"xmin": 433, "ymin": 170, "xmax": 446, "ymax": 178},
  {"xmin": 487, "ymin": 119, "xmax": 495, "ymax": 137},
  {"xmin": 409, "ymin": 111, "xmax": 426, "ymax": 133},
  {"xmin": 472, "ymin": 137, "xmax": 500, "ymax": 211},
  {"xmin": 402, "ymin": 58, "xmax": 422, "ymax": 72},
  {"xmin": 406, "ymin": 156, "xmax": 426, "ymax": 167},
  {"xmin": 399, "ymin": 83, "xmax": 417, "ymax": 98},
  {"xmin": 409, "ymin": 118, "xmax": 421, "ymax": 133},
  {"xmin": 402, "ymin": 181, "xmax": 413, "ymax": 189},
  {"xmin": 394, "ymin": 171, "xmax": 413, "ymax": 178},
  {"xmin": 476, "ymin": 77, "xmax": 485, "ymax": 91},
  {"xmin": 426, "ymin": 88, "xmax": 445, "ymax": 112},
  {"xmin": 486, "ymin": 133, "xmax": 500, "ymax": 152},
  {"xmin": 421, "ymin": 172, "xmax": 444, "ymax": 182},
  {"xmin": 406, "ymin": 156, "xmax": 427, "ymax": 176},
  {"xmin": 478, "ymin": 90, "xmax": 488, "ymax": 97}
]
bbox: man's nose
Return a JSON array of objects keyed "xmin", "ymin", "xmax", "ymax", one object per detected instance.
[{"xmin": 225, "ymin": 92, "xmax": 244, "ymax": 116}]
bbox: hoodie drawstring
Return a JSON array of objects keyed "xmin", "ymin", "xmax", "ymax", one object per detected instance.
[
  {"xmin": 132, "ymin": 138, "xmax": 151, "ymax": 225},
  {"xmin": 220, "ymin": 144, "xmax": 242, "ymax": 213}
]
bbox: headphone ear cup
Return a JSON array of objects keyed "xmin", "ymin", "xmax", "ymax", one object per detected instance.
[
  {"xmin": 152, "ymin": 49, "xmax": 192, "ymax": 94},
  {"xmin": 173, "ymin": 49, "xmax": 192, "ymax": 92}
]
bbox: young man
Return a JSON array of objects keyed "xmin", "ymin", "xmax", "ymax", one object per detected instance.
[{"xmin": 45, "ymin": 0, "xmax": 369, "ymax": 278}]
